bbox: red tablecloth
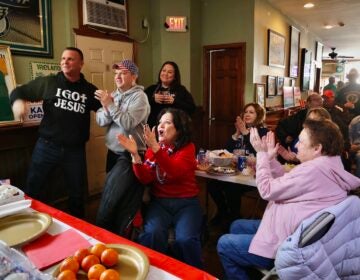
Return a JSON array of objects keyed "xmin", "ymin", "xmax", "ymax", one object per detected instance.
[{"xmin": 30, "ymin": 199, "xmax": 217, "ymax": 280}]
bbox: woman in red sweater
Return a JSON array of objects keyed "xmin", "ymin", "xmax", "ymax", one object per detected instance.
[{"xmin": 117, "ymin": 108, "xmax": 203, "ymax": 268}]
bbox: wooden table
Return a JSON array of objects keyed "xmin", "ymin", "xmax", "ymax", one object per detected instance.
[
  {"xmin": 195, "ymin": 170, "xmax": 258, "ymax": 220},
  {"xmin": 195, "ymin": 170, "xmax": 256, "ymax": 187}
]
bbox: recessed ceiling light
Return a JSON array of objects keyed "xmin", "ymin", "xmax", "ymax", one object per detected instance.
[
  {"xmin": 304, "ymin": 3, "xmax": 315, "ymax": 8},
  {"xmin": 324, "ymin": 24, "xmax": 334, "ymax": 29}
]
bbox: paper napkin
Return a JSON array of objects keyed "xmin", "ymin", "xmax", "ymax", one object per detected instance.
[
  {"xmin": 0, "ymin": 199, "xmax": 31, "ymax": 218},
  {"xmin": 22, "ymin": 228, "xmax": 91, "ymax": 270}
]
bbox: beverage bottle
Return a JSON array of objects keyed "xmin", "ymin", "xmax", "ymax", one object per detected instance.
[
  {"xmin": 197, "ymin": 148, "xmax": 206, "ymax": 165},
  {"xmin": 235, "ymin": 135, "xmax": 243, "ymax": 149}
]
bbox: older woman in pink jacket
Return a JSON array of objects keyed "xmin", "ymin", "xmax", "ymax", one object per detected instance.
[{"xmin": 217, "ymin": 119, "xmax": 360, "ymax": 280}]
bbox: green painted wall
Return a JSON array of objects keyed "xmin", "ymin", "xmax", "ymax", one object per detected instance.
[
  {"xmin": 127, "ymin": 0, "xmax": 153, "ymax": 87},
  {"xmin": 10, "ymin": 0, "xmax": 320, "ymax": 110},
  {"xmin": 201, "ymin": 0, "xmax": 255, "ymax": 105}
]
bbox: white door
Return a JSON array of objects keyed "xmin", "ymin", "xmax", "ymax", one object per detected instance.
[{"xmin": 76, "ymin": 35, "xmax": 133, "ymax": 195}]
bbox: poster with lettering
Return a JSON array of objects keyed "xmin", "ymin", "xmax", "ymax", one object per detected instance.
[
  {"xmin": 30, "ymin": 62, "xmax": 60, "ymax": 80},
  {"xmin": 24, "ymin": 62, "xmax": 60, "ymax": 123}
]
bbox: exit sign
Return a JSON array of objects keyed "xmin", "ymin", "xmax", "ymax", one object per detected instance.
[{"xmin": 165, "ymin": 16, "xmax": 187, "ymax": 32}]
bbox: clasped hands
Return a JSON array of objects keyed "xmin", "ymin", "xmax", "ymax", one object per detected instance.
[
  {"xmin": 249, "ymin": 128, "xmax": 279, "ymax": 160},
  {"xmin": 117, "ymin": 124, "xmax": 160, "ymax": 159},
  {"xmin": 234, "ymin": 116, "xmax": 249, "ymax": 136},
  {"xmin": 154, "ymin": 92, "xmax": 174, "ymax": 104}
]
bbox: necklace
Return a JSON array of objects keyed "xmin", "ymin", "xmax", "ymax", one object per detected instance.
[{"xmin": 156, "ymin": 165, "xmax": 167, "ymax": 184}]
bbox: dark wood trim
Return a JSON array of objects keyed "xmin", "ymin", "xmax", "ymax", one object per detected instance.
[
  {"xmin": 202, "ymin": 42, "xmax": 246, "ymax": 149},
  {"xmin": 202, "ymin": 42, "xmax": 246, "ymax": 112}
]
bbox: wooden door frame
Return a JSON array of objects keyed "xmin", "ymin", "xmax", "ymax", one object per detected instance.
[{"xmin": 202, "ymin": 42, "xmax": 246, "ymax": 148}]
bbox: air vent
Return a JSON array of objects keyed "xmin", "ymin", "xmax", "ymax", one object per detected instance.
[{"xmin": 83, "ymin": 0, "xmax": 127, "ymax": 32}]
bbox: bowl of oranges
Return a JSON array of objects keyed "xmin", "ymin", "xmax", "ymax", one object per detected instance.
[{"xmin": 54, "ymin": 243, "xmax": 149, "ymax": 280}]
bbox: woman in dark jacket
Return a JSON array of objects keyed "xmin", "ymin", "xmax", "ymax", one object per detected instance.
[{"xmin": 145, "ymin": 61, "xmax": 196, "ymax": 128}]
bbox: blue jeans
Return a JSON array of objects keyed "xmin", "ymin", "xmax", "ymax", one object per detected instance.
[
  {"xmin": 26, "ymin": 137, "xmax": 86, "ymax": 218},
  {"xmin": 139, "ymin": 197, "xmax": 204, "ymax": 269},
  {"xmin": 96, "ymin": 152, "xmax": 144, "ymax": 236},
  {"xmin": 217, "ymin": 219, "xmax": 274, "ymax": 280}
]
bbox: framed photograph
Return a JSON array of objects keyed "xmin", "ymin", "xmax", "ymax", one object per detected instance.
[
  {"xmin": 300, "ymin": 48, "xmax": 312, "ymax": 91},
  {"xmin": 0, "ymin": 0, "xmax": 53, "ymax": 57},
  {"xmin": 293, "ymin": 87, "xmax": 302, "ymax": 106},
  {"xmin": 289, "ymin": 26, "xmax": 300, "ymax": 78},
  {"xmin": 267, "ymin": 75, "xmax": 277, "ymax": 97},
  {"xmin": 283, "ymin": 86, "xmax": 294, "ymax": 109},
  {"xmin": 315, "ymin": 41, "xmax": 324, "ymax": 63},
  {"xmin": 255, "ymin": 83, "xmax": 266, "ymax": 108},
  {"xmin": 276, "ymin": 76, "xmax": 285, "ymax": 95},
  {"xmin": 268, "ymin": 29, "xmax": 286, "ymax": 68},
  {"xmin": 0, "ymin": 45, "xmax": 20, "ymax": 127}
]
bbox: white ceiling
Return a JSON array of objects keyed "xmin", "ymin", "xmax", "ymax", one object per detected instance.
[{"xmin": 267, "ymin": 0, "xmax": 360, "ymax": 59}]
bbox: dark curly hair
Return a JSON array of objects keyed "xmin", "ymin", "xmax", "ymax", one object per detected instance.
[{"xmin": 157, "ymin": 108, "xmax": 192, "ymax": 151}]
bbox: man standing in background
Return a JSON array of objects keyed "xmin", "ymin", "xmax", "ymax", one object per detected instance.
[
  {"xmin": 336, "ymin": 68, "xmax": 360, "ymax": 118},
  {"xmin": 323, "ymin": 76, "xmax": 337, "ymax": 95},
  {"xmin": 10, "ymin": 47, "xmax": 101, "ymax": 218}
]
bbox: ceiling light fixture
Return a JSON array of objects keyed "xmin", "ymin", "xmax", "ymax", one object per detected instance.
[
  {"xmin": 324, "ymin": 24, "xmax": 334, "ymax": 29},
  {"xmin": 304, "ymin": 3, "xmax": 315, "ymax": 8}
]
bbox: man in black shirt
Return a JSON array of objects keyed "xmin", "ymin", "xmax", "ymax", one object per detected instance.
[{"xmin": 10, "ymin": 47, "xmax": 101, "ymax": 218}]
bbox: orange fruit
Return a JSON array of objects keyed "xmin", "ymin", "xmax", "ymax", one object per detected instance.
[
  {"xmin": 88, "ymin": 263, "xmax": 106, "ymax": 279},
  {"xmin": 81, "ymin": 254, "xmax": 100, "ymax": 272},
  {"xmin": 73, "ymin": 247, "xmax": 90, "ymax": 263},
  {"xmin": 100, "ymin": 248, "xmax": 118, "ymax": 267},
  {"xmin": 90, "ymin": 243, "xmax": 107, "ymax": 258},
  {"xmin": 57, "ymin": 269, "xmax": 77, "ymax": 280},
  {"xmin": 100, "ymin": 269, "xmax": 120, "ymax": 280},
  {"xmin": 59, "ymin": 256, "xmax": 79, "ymax": 273}
]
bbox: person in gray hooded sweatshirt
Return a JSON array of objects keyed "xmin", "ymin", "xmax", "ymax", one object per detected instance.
[{"xmin": 95, "ymin": 59, "xmax": 150, "ymax": 236}]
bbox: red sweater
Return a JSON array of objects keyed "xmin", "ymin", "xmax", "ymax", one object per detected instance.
[{"xmin": 133, "ymin": 142, "xmax": 199, "ymax": 198}]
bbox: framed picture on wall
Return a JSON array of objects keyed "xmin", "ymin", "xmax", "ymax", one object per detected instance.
[
  {"xmin": 276, "ymin": 77, "xmax": 284, "ymax": 95},
  {"xmin": 293, "ymin": 87, "xmax": 302, "ymax": 106},
  {"xmin": 268, "ymin": 29, "xmax": 286, "ymax": 68},
  {"xmin": 0, "ymin": 45, "xmax": 20, "ymax": 127},
  {"xmin": 255, "ymin": 83, "xmax": 266, "ymax": 108},
  {"xmin": 289, "ymin": 26, "xmax": 300, "ymax": 78},
  {"xmin": 315, "ymin": 41, "xmax": 324, "ymax": 63},
  {"xmin": 0, "ymin": 0, "xmax": 52, "ymax": 57},
  {"xmin": 267, "ymin": 75, "xmax": 277, "ymax": 96},
  {"xmin": 283, "ymin": 86, "xmax": 294, "ymax": 109},
  {"xmin": 300, "ymin": 48, "xmax": 312, "ymax": 91}
]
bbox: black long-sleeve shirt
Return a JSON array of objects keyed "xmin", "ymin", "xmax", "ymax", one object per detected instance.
[{"xmin": 10, "ymin": 72, "xmax": 101, "ymax": 146}]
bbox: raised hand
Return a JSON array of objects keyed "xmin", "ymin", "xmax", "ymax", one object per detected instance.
[
  {"xmin": 143, "ymin": 124, "xmax": 160, "ymax": 153},
  {"xmin": 249, "ymin": 127, "xmax": 267, "ymax": 152},
  {"xmin": 278, "ymin": 145, "xmax": 298, "ymax": 162},
  {"xmin": 235, "ymin": 116, "xmax": 248, "ymax": 136},
  {"xmin": 94, "ymin": 90, "xmax": 113, "ymax": 108},
  {"xmin": 264, "ymin": 131, "xmax": 279, "ymax": 160},
  {"xmin": 117, "ymin": 134, "xmax": 138, "ymax": 155}
]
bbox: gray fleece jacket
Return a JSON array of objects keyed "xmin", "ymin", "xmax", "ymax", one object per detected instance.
[{"xmin": 96, "ymin": 85, "xmax": 150, "ymax": 153}]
